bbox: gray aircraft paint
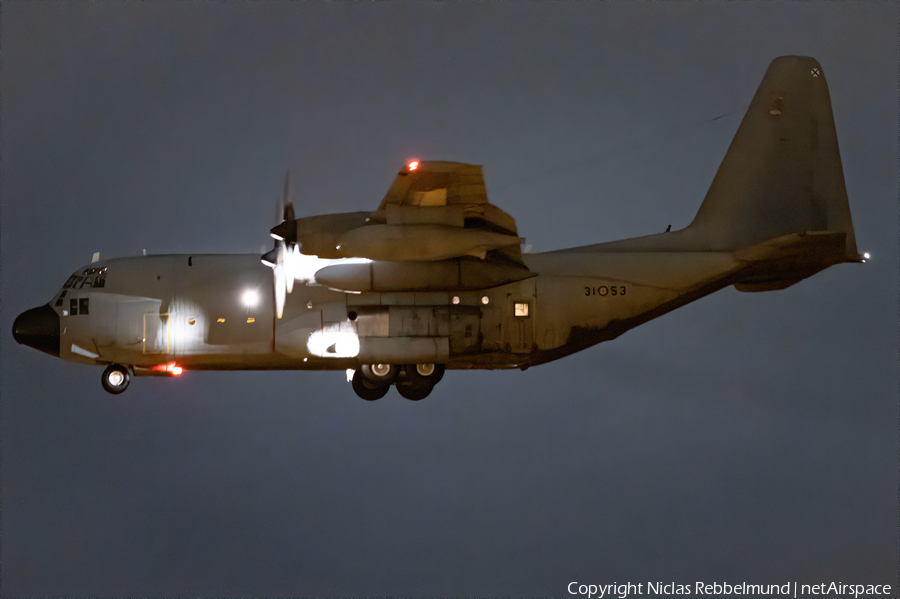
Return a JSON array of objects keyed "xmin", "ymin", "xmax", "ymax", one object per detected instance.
[{"xmin": 14, "ymin": 56, "xmax": 863, "ymax": 399}]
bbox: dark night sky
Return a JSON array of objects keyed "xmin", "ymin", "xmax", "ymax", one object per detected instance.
[{"xmin": 2, "ymin": 2, "xmax": 897, "ymax": 596}]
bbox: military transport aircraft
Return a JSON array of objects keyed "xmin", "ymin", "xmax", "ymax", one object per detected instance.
[{"xmin": 13, "ymin": 56, "xmax": 866, "ymax": 401}]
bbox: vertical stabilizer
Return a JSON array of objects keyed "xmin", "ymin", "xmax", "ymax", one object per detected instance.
[{"xmin": 687, "ymin": 56, "xmax": 859, "ymax": 257}]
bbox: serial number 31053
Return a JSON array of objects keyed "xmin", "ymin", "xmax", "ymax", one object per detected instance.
[{"xmin": 584, "ymin": 285, "xmax": 627, "ymax": 297}]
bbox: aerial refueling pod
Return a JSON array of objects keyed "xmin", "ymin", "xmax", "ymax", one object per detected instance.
[{"xmin": 314, "ymin": 259, "xmax": 535, "ymax": 293}]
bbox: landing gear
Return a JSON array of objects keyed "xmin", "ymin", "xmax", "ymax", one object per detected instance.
[
  {"xmin": 101, "ymin": 364, "xmax": 131, "ymax": 395},
  {"xmin": 396, "ymin": 381, "xmax": 434, "ymax": 401},
  {"xmin": 405, "ymin": 363, "xmax": 445, "ymax": 386},
  {"xmin": 360, "ymin": 363, "xmax": 397, "ymax": 384},
  {"xmin": 396, "ymin": 363, "xmax": 443, "ymax": 401},
  {"xmin": 349, "ymin": 363, "xmax": 445, "ymax": 401},
  {"xmin": 351, "ymin": 369, "xmax": 390, "ymax": 401}
]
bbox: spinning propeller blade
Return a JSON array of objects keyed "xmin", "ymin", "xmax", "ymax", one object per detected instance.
[{"xmin": 261, "ymin": 171, "xmax": 299, "ymax": 318}]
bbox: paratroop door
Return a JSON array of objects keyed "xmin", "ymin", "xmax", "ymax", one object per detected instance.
[{"xmin": 143, "ymin": 313, "xmax": 170, "ymax": 354}]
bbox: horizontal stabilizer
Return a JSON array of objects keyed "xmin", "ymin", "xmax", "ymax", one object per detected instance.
[
  {"xmin": 734, "ymin": 230, "xmax": 848, "ymax": 262},
  {"xmin": 733, "ymin": 230, "xmax": 854, "ymax": 292}
]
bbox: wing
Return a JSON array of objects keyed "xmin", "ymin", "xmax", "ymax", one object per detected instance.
[
  {"xmin": 374, "ymin": 161, "xmax": 525, "ymax": 265},
  {"xmin": 292, "ymin": 161, "xmax": 533, "ymax": 293}
]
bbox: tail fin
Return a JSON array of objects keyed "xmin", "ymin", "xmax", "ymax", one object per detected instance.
[
  {"xmin": 579, "ymin": 55, "xmax": 863, "ymax": 291},
  {"xmin": 687, "ymin": 55, "xmax": 859, "ymax": 259}
]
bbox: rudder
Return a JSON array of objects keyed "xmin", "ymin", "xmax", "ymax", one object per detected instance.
[{"xmin": 686, "ymin": 56, "xmax": 860, "ymax": 259}]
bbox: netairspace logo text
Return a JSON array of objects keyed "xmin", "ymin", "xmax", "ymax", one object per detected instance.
[{"xmin": 567, "ymin": 581, "xmax": 893, "ymax": 599}]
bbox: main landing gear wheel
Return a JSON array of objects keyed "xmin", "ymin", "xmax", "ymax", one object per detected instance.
[
  {"xmin": 360, "ymin": 363, "xmax": 397, "ymax": 384},
  {"xmin": 101, "ymin": 364, "xmax": 131, "ymax": 395},
  {"xmin": 396, "ymin": 381, "xmax": 434, "ymax": 401},
  {"xmin": 352, "ymin": 370, "xmax": 390, "ymax": 401},
  {"xmin": 405, "ymin": 363, "xmax": 445, "ymax": 386}
]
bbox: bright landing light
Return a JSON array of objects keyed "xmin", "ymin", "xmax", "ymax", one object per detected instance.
[
  {"xmin": 307, "ymin": 322, "xmax": 360, "ymax": 358},
  {"xmin": 152, "ymin": 362, "xmax": 184, "ymax": 376},
  {"xmin": 242, "ymin": 290, "xmax": 259, "ymax": 307}
]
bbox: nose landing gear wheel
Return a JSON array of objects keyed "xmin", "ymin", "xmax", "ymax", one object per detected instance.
[
  {"xmin": 352, "ymin": 370, "xmax": 390, "ymax": 401},
  {"xmin": 101, "ymin": 364, "xmax": 131, "ymax": 395},
  {"xmin": 396, "ymin": 382, "xmax": 434, "ymax": 401}
]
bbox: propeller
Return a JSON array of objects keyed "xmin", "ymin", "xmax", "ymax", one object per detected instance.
[{"xmin": 262, "ymin": 172, "xmax": 300, "ymax": 319}]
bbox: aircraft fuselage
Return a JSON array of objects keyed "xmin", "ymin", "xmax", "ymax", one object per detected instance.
[{"xmin": 33, "ymin": 247, "xmax": 746, "ymax": 374}]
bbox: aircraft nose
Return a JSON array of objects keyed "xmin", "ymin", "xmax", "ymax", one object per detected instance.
[{"xmin": 13, "ymin": 304, "xmax": 60, "ymax": 357}]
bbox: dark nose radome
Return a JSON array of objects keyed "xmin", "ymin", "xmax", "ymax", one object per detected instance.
[{"xmin": 13, "ymin": 304, "xmax": 60, "ymax": 357}]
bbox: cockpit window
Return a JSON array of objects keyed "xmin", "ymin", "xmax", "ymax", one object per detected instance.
[
  {"xmin": 56, "ymin": 268, "xmax": 106, "ymax": 309},
  {"xmin": 84, "ymin": 267, "xmax": 107, "ymax": 288},
  {"xmin": 67, "ymin": 297, "xmax": 89, "ymax": 315},
  {"xmin": 68, "ymin": 267, "xmax": 108, "ymax": 290}
]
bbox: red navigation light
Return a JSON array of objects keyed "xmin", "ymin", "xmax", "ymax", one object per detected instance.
[{"xmin": 408, "ymin": 160, "xmax": 419, "ymax": 171}]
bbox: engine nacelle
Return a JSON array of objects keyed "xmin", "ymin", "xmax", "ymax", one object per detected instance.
[
  {"xmin": 334, "ymin": 224, "xmax": 520, "ymax": 262},
  {"xmin": 314, "ymin": 259, "xmax": 534, "ymax": 292}
]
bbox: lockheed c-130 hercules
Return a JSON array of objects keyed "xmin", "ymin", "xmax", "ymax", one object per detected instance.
[{"xmin": 13, "ymin": 56, "xmax": 866, "ymax": 401}]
